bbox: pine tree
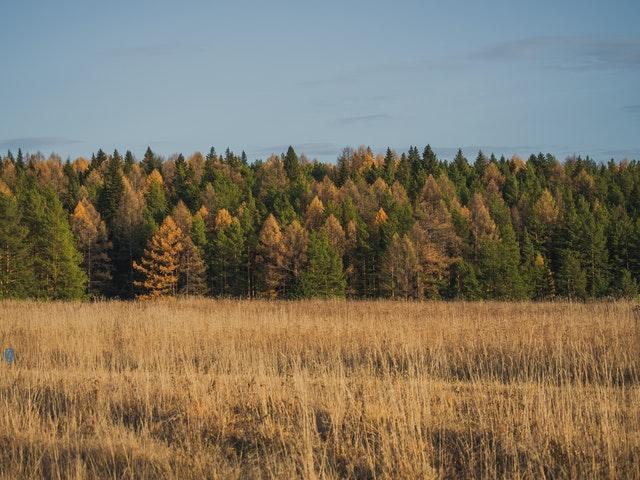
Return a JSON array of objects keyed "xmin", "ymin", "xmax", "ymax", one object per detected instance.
[
  {"xmin": 133, "ymin": 216, "xmax": 184, "ymax": 299},
  {"xmin": 298, "ymin": 232, "xmax": 346, "ymax": 298},
  {"xmin": 0, "ymin": 191, "xmax": 34, "ymax": 298},
  {"xmin": 70, "ymin": 197, "xmax": 112, "ymax": 297}
]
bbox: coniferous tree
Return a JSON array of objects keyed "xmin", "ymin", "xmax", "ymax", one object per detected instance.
[
  {"xmin": 283, "ymin": 146, "xmax": 300, "ymax": 181},
  {"xmin": 97, "ymin": 150, "xmax": 125, "ymax": 225},
  {"xmin": 141, "ymin": 147, "xmax": 162, "ymax": 174},
  {"xmin": 208, "ymin": 209, "xmax": 245, "ymax": 296},
  {"xmin": 111, "ymin": 178, "xmax": 147, "ymax": 298},
  {"xmin": 0, "ymin": 191, "xmax": 34, "ymax": 298},
  {"xmin": 298, "ymin": 232, "xmax": 346, "ymax": 298},
  {"xmin": 255, "ymin": 214, "xmax": 286, "ymax": 298},
  {"xmin": 133, "ymin": 216, "xmax": 183, "ymax": 299},
  {"xmin": 556, "ymin": 249, "xmax": 588, "ymax": 299},
  {"xmin": 382, "ymin": 233, "xmax": 420, "ymax": 299},
  {"xmin": 70, "ymin": 197, "xmax": 112, "ymax": 297},
  {"xmin": 17, "ymin": 180, "xmax": 86, "ymax": 299}
]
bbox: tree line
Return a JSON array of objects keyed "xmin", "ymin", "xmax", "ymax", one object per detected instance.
[{"xmin": 1, "ymin": 144, "xmax": 639, "ymax": 300}]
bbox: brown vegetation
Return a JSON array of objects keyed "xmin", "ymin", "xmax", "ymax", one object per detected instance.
[{"xmin": 0, "ymin": 300, "xmax": 638, "ymax": 479}]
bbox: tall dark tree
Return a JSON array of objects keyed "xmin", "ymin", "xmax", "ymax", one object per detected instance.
[{"xmin": 97, "ymin": 150, "xmax": 125, "ymax": 225}]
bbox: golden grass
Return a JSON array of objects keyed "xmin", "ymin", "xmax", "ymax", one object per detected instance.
[{"xmin": 0, "ymin": 300, "xmax": 638, "ymax": 479}]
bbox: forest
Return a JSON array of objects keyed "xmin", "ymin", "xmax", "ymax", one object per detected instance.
[{"xmin": 1, "ymin": 144, "xmax": 639, "ymax": 301}]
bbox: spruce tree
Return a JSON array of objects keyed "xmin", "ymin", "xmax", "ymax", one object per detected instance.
[
  {"xmin": 17, "ymin": 181, "xmax": 86, "ymax": 299},
  {"xmin": 0, "ymin": 191, "xmax": 34, "ymax": 298},
  {"xmin": 283, "ymin": 146, "xmax": 300, "ymax": 181},
  {"xmin": 298, "ymin": 232, "xmax": 346, "ymax": 298},
  {"xmin": 97, "ymin": 150, "xmax": 125, "ymax": 225}
]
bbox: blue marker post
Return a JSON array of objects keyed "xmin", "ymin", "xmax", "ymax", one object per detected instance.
[{"xmin": 4, "ymin": 348, "xmax": 14, "ymax": 365}]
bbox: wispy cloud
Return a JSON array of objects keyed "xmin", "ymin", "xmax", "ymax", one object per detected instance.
[
  {"xmin": 335, "ymin": 114, "xmax": 392, "ymax": 125},
  {"xmin": 0, "ymin": 137, "xmax": 82, "ymax": 151},
  {"xmin": 254, "ymin": 142, "xmax": 340, "ymax": 158},
  {"xmin": 471, "ymin": 36, "xmax": 640, "ymax": 71},
  {"xmin": 108, "ymin": 42, "xmax": 208, "ymax": 59},
  {"xmin": 622, "ymin": 104, "xmax": 640, "ymax": 114}
]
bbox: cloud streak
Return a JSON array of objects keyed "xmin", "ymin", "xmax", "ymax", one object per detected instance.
[
  {"xmin": 108, "ymin": 43, "xmax": 209, "ymax": 59},
  {"xmin": 254, "ymin": 142, "xmax": 340, "ymax": 158},
  {"xmin": 334, "ymin": 114, "xmax": 392, "ymax": 125},
  {"xmin": 0, "ymin": 137, "xmax": 82, "ymax": 151},
  {"xmin": 622, "ymin": 104, "xmax": 640, "ymax": 114},
  {"xmin": 471, "ymin": 36, "xmax": 640, "ymax": 71}
]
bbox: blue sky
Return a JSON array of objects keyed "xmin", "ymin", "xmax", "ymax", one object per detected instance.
[{"xmin": 1, "ymin": 0, "xmax": 639, "ymax": 162}]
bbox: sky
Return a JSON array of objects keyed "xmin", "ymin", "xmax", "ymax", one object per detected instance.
[{"xmin": 1, "ymin": 0, "xmax": 639, "ymax": 163}]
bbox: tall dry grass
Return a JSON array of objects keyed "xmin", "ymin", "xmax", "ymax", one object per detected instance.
[{"xmin": 0, "ymin": 300, "xmax": 638, "ymax": 479}]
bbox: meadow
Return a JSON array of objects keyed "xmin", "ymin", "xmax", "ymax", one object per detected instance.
[{"xmin": 0, "ymin": 300, "xmax": 638, "ymax": 479}]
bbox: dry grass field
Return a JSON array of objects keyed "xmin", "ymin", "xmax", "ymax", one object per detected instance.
[{"xmin": 0, "ymin": 300, "xmax": 638, "ymax": 479}]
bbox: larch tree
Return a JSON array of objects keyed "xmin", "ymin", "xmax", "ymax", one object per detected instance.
[
  {"xmin": 305, "ymin": 196, "xmax": 325, "ymax": 231},
  {"xmin": 282, "ymin": 219, "xmax": 309, "ymax": 297},
  {"xmin": 133, "ymin": 216, "xmax": 184, "ymax": 299},
  {"xmin": 70, "ymin": 197, "xmax": 112, "ymax": 297},
  {"xmin": 255, "ymin": 214, "xmax": 287, "ymax": 298},
  {"xmin": 111, "ymin": 177, "xmax": 147, "ymax": 298},
  {"xmin": 382, "ymin": 233, "xmax": 420, "ymax": 299},
  {"xmin": 321, "ymin": 214, "xmax": 346, "ymax": 256}
]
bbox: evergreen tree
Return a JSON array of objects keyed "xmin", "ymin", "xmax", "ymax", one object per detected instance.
[
  {"xmin": 382, "ymin": 148, "xmax": 395, "ymax": 185},
  {"xmin": 283, "ymin": 145, "xmax": 300, "ymax": 181},
  {"xmin": 141, "ymin": 146, "xmax": 162, "ymax": 174},
  {"xmin": 17, "ymin": 181, "xmax": 86, "ymax": 299},
  {"xmin": 556, "ymin": 249, "xmax": 587, "ymax": 299},
  {"xmin": 447, "ymin": 260, "xmax": 481, "ymax": 300},
  {"xmin": 298, "ymin": 232, "xmax": 346, "ymax": 298},
  {"xmin": 0, "ymin": 191, "xmax": 34, "ymax": 298},
  {"xmin": 124, "ymin": 150, "xmax": 135, "ymax": 173},
  {"xmin": 97, "ymin": 150, "xmax": 125, "ymax": 224},
  {"xmin": 208, "ymin": 210, "xmax": 245, "ymax": 296}
]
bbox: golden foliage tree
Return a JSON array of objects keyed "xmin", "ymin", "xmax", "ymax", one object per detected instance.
[
  {"xmin": 255, "ymin": 214, "xmax": 286, "ymax": 298},
  {"xmin": 133, "ymin": 216, "xmax": 184, "ymax": 299},
  {"xmin": 469, "ymin": 192, "xmax": 499, "ymax": 247},
  {"xmin": 383, "ymin": 233, "xmax": 420, "ymax": 299},
  {"xmin": 321, "ymin": 214, "xmax": 346, "ymax": 255},
  {"xmin": 282, "ymin": 219, "xmax": 309, "ymax": 295},
  {"xmin": 70, "ymin": 197, "xmax": 112, "ymax": 296},
  {"xmin": 305, "ymin": 196, "xmax": 325, "ymax": 231}
]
